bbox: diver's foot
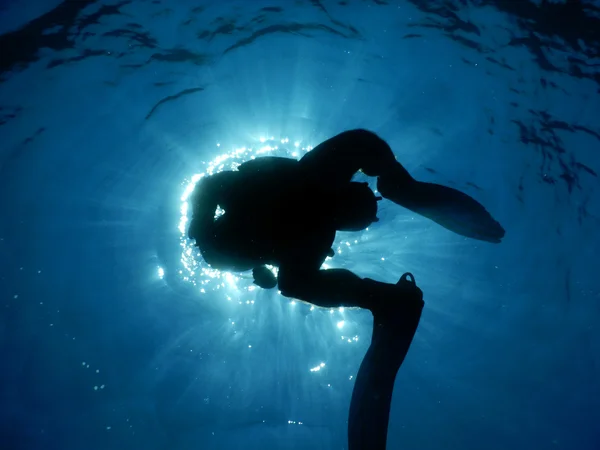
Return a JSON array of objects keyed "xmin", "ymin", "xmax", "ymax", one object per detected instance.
[
  {"xmin": 373, "ymin": 274, "xmax": 424, "ymax": 357},
  {"xmin": 363, "ymin": 273, "xmax": 424, "ymax": 329}
]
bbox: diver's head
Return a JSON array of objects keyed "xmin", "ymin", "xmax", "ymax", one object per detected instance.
[{"xmin": 332, "ymin": 182, "xmax": 380, "ymax": 232}]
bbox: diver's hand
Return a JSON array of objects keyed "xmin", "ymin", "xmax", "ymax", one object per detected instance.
[{"xmin": 252, "ymin": 266, "xmax": 278, "ymax": 289}]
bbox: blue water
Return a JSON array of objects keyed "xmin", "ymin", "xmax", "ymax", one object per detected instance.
[{"xmin": 1, "ymin": 1, "xmax": 599, "ymax": 449}]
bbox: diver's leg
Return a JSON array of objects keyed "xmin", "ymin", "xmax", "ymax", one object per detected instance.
[
  {"xmin": 299, "ymin": 129, "xmax": 414, "ymax": 185},
  {"xmin": 300, "ymin": 130, "xmax": 505, "ymax": 243},
  {"xmin": 277, "ymin": 266, "xmax": 414, "ymax": 311},
  {"xmin": 348, "ymin": 273, "xmax": 424, "ymax": 450},
  {"xmin": 278, "ymin": 264, "xmax": 423, "ymax": 448}
]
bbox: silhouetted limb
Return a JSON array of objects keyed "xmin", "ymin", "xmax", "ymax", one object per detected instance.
[
  {"xmin": 278, "ymin": 266, "xmax": 424, "ymax": 449},
  {"xmin": 377, "ymin": 178, "xmax": 506, "ymax": 243},
  {"xmin": 348, "ymin": 273, "xmax": 424, "ymax": 450},
  {"xmin": 299, "ymin": 129, "xmax": 414, "ymax": 185},
  {"xmin": 299, "ymin": 129, "xmax": 505, "ymax": 243},
  {"xmin": 278, "ymin": 265, "xmax": 413, "ymax": 310}
]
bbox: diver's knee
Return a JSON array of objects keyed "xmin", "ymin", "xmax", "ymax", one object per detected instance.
[
  {"xmin": 277, "ymin": 269, "xmax": 308, "ymax": 298},
  {"xmin": 277, "ymin": 271, "xmax": 295, "ymax": 297}
]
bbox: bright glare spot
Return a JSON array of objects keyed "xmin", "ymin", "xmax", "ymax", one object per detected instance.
[
  {"xmin": 337, "ymin": 320, "xmax": 345, "ymax": 329},
  {"xmin": 157, "ymin": 267, "xmax": 165, "ymax": 279},
  {"xmin": 309, "ymin": 362, "xmax": 326, "ymax": 372},
  {"xmin": 342, "ymin": 335, "xmax": 360, "ymax": 344}
]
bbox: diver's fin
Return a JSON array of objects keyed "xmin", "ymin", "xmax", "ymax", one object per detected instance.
[{"xmin": 378, "ymin": 178, "xmax": 505, "ymax": 243}]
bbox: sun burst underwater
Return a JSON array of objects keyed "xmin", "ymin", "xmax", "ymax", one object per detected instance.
[{"xmin": 161, "ymin": 135, "xmax": 395, "ymax": 346}]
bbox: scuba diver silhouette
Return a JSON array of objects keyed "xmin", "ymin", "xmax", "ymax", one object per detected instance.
[{"xmin": 187, "ymin": 128, "xmax": 504, "ymax": 449}]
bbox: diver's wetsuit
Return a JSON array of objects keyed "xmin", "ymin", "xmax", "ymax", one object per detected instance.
[
  {"xmin": 188, "ymin": 128, "xmax": 504, "ymax": 310},
  {"xmin": 190, "ymin": 129, "xmax": 405, "ymax": 309},
  {"xmin": 187, "ymin": 129, "xmax": 504, "ymax": 450}
]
